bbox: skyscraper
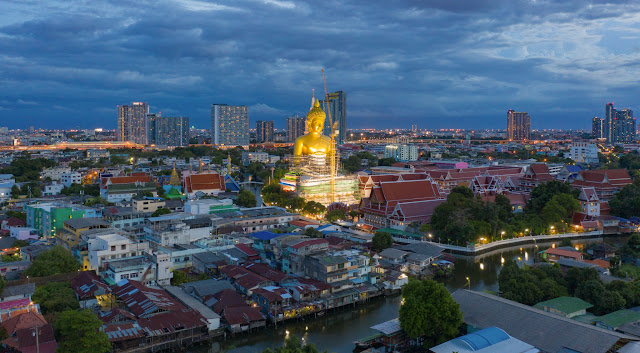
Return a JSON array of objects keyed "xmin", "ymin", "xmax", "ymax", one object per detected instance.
[
  {"xmin": 211, "ymin": 104, "xmax": 249, "ymax": 147},
  {"xmin": 604, "ymin": 103, "xmax": 636, "ymax": 144},
  {"xmin": 145, "ymin": 113, "xmax": 158, "ymax": 145},
  {"xmin": 156, "ymin": 116, "xmax": 190, "ymax": 147},
  {"xmin": 256, "ymin": 120, "xmax": 274, "ymax": 143},
  {"xmin": 320, "ymin": 91, "xmax": 346, "ymax": 144},
  {"xmin": 507, "ymin": 110, "xmax": 531, "ymax": 141},
  {"xmin": 592, "ymin": 116, "xmax": 604, "ymax": 139},
  {"xmin": 286, "ymin": 115, "xmax": 305, "ymax": 142},
  {"xmin": 117, "ymin": 102, "xmax": 149, "ymax": 144}
]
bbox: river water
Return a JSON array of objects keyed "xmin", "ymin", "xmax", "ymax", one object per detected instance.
[{"xmin": 186, "ymin": 239, "xmax": 601, "ymax": 353}]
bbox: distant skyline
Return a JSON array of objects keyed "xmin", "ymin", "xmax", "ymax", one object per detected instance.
[{"xmin": 1, "ymin": 1, "xmax": 640, "ymax": 130}]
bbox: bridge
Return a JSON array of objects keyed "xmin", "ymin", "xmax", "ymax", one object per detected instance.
[{"xmin": 392, "ymin": 230, "xmax": 604, "ymax": 255}]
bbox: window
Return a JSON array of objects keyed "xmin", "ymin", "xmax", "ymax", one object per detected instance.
[
  {"xmin": 111, "ymin": 246, "xmax": 115, "ymax": 251},
  {"xmin": 121, "ymin": 245, "xmax": 126, "ymax": 250}
]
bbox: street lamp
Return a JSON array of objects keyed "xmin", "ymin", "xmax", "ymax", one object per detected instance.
[
  {"xmin": 465, "ymin": 277, "xmax": 471, "ymax": 290},
  {"xmin": 501, "ymin": 231, "xmax": 505, "ymax": 240}
]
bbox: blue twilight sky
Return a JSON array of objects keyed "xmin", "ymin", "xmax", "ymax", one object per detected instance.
[{"xmin": 1, "ymin": 0, "xmax": 640, "ymax": 130}]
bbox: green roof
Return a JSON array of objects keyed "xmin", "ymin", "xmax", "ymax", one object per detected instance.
[
  {"xmin": 533, "ymin": 296, "xmax": 593, "ymax": 314},
  {"xmin": 377, "ymin": 227, "xmax": 424, "ymax": 239},
  {"xmin": 597, "ymin": 310, "xmax": 640, "ymax": 328}
]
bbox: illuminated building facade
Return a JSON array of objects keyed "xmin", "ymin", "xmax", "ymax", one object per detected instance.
[
  {"xmin": 211, "ymin": 104, "xmax": 249, "ymax": 147},
  {"xmin": 147, "ymin": 115, "xmax": 189, "ymax": 147},
  {"xmin": 605, "ymin": 103, "xmax": 636, "ymax": 144},
  {"xmin": 592, "ymin": 116, "xmax": 604, "ymax": 139},
  {"xmin": 507, "ymin": 110, "xmax": 530, "ymax": 141},
  {"xmin": 117, "ymin": 102, "xmax": 149, "ymax": 144}
]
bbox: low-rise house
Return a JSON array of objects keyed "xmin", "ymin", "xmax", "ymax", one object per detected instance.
[
  {"xmin": 304, "ymin": 254, "xmax": 350, "ymax": 288},
  {"xmin": 163, "ymin": 286, "xmax": 221, "ymax": 331},
  {"xmin": 286, "ymin": 238, "xmax": 329, "ymax": 274},
  {"xmin": 596, "ymin": 310, "xmax": 640, "ymax": 331},
  {"xmin": 102, "ymin": 254, "xmax": 157, "ymax": 286},
  {"xmin": 252, "ymin": 286, "xmax": 293, "ymax": 316},
  {"xmin": 533, "ymin": 297, "xmax": 594, "ymax": 319},
  {"xmin": 70, "ymin": 271, "xmax": 111, "ymax": 309},
  {"xmin": 9, "ymin": 227, "xmax": 38, "ymax": 241},
  {"xmin": 0, "ymin": 283, "xmax": 35, "ymax": 303},
  {"xmin": 0, "ymin": 260, "xmax": 30, "ymax": 280},
  {"xmin": 383, "ymin": 270, "xmax": 408, "ymax": 291},
  {"xmin": 192, "ymin": 251, "xmax": 225, "ymax": 275},
  {"xmin": 132, "ymin": 199, "xmax": 165, "ymax": 213},
  {"xmin": 18, "ymin": 244, "xmax": 53, "ymax": 262},
  {"xmin": 222, "ymin": 306, "xmax": 266, "ymax": 333},
  {"xmin": 87, "ymin": 233, "xmax": 150, "ymax": 273},
  {"xmin": 209, "ymin": 288, "xmax": 247, "ymax": 314},
  {"xmin": 181, "ymin": 279, "xmax": 235, "ymax": 304},
  {"xmin": 545, "ymin": 247, "xmax": 583, "ymax": 262},
  {"xmin": 591, "ymin": 243, "xmax": 617, "ymax": 259},
  {"xmin": 379, "ymin": 248, "xmax": 409, "ymax": 265},
  {"xmin": 3, "ymin": 322, "xmax": 57, "ymax": 353},
  {"xmin": 243, "ymin": 262, "xmax": 296, "ymax": 286}
]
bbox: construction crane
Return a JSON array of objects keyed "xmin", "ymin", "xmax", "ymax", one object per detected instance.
[{"xmin": 322, "ymin": 69, "xmax": 337, "ymax": 204}]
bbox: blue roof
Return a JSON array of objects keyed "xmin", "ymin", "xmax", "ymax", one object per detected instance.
[
  {"xmin": 565, "ymin": 165, "xmax": 583, "ymax": 173},
  {"xmin": 249, "ymin": 231, "xmax": 285, "ymax": 241},
  {"xmin": 457, "ymin": 327, "xmax": 510, "ymax": 351}
]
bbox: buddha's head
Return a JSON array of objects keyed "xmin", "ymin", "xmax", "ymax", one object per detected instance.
[{"xmin": 306, "ymin": 99, "xmax": 326, "ymax": 134}]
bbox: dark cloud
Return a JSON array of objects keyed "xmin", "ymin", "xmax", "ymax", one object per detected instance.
[{"xmin": 1, "ymin": 0, "xmax": 640, "ymax": 130}]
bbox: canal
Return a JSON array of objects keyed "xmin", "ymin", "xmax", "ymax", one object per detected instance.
[{"xmin": 187, "ymin": 239, "xmax": 602, "ymax": 353}]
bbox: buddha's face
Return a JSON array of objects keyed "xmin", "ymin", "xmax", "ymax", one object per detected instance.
[{"xmin": 308, "ymin": 117, "xmax": 324, "ymax": 134}]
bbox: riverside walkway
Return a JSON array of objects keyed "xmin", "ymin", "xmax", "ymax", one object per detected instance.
[{"xmin": 392, "ymin": 230, "xmax": 604, "ymax": 255}]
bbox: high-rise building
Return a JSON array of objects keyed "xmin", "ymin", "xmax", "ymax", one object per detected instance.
[
  {"xmin": 145, "ymin": 114, "xmax": 189, "ymax": 147},
  {"xmin": 117, "ymin": 102, "xmax": 149, "ymax": 144},
  {"xmin": 320, "ymin": 91, "xmax": 346, "ymax": 144},
  {"xmin": 604, "ymin": 103, "xmax": 636, "ymax": 144},
  {"xmin": 592, "ymin": 116, "xmax": 604, "ymax": 139},
  {"xmin": 507, "ymin": 110, "xmax": 531, "ymax": 141},
  {"xmin": 211, "ymin": 104, "xmax": 249, "ymax": 147},
  {"xmin": 256, "ymin": 120, "xmax": 274, "ymax": 143},
  {"xmin": 286, "ymin": 115, "xmax": 306, "ymax": 142}
]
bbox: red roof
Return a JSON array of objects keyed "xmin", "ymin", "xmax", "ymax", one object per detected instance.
[
  {"xmin": 583, "ymin": 259, "xmax": 610, "ymax": 269},
  {"xmin": 0, "ymin": 298, "xmax": 30, "ymax": 311},
  {"xmin": 137, "ymin": 310, "xmax": 207, "ymax": 335},
  {"xmin": 101, "ymin": 175, "xmax": 152, "ymax": 188},
  {"xmin": 185, "ymin": 173, "xmax": 225, "ymax": 193},
  {"xmin": 70, "ymin": 271, "xmax": 110, "ymax": 300},
  {"xmin": 1, "ymin": 312, "xmax": 47, "ymax": 335},
  {"xmin": 223, "ymin": 306, "xmax": 265, "ymax": 325},
  {"xmin": 4, "ymin": 217, "xmax": 26, "ymax": 227},
  {"xmin": 114, "ymin": 280, "xmax": 183, "ymax": 317},
  {"xmin": 5, "ymin": 323, "xmax": 57, "ymax": 353},
  {"xmin": 235, "ymin": 244, "xmax": 259, "ymax": 257},
  {"xmin": 210, "ymin": 289, "xmax": 247, "ymax": 314},
  {"xmin": 252, "ymin": 286, "xmax": 290, "ymax": 302},
  {"xmin": 243, "ymin": 262, "xmax": 291, "ymax": 283},
  {"xmin": 289, "ymin": 238, "xmax": 329, "ymax": 250},
  {"xmin": 545, "ymin": 248, "xmax": 582, "ymax": 259}
]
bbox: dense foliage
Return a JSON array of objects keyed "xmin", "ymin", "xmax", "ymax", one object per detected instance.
[
  {"xmin": 236, "ymin": 189, "xmax": 257, "ymax": 208},
  {"xmin": 23, "ymin": 246, "xmax": 80, "ymax": 277},
  {"xmin": 151, "ymin": 208, "xmax": 171, "ymax": 217},
  {"xmin": 262, "ymin": 184, "xmax": 307, "ymax": 212},
  {"xmin": 499, "ymin": 261, "xmax": 640, "ymax": 316},
  {"xmin": 609, "ymin": 183, "xmax": 640, "ymax": 219},
  {"xmin": 32, "ymin": 282, "xmax": 79, "ymax": 314},
  {"xmin": 0, "ymin": 157, "xmax": 56, "ymax": 182},
  {"xmin": 372, "ymin": 231, "xmax": 393, "ymax": 252},
  {"xmin": 430, "ymin": 182, "xmax": 580, "ymax": 245},
  {"xmin": 399, "ymin": 279, "xmax": 463, "ymax": 347},
  {"xmin": 325, "ymin": 209, "xmax": 346, "ymax": 222},
  {"xmin": 54, "ymin": 310, "xmax": 111, "ymax": 353}
]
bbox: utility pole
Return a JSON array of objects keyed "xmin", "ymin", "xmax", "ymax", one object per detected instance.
[{"xmin": 33, "ymin": 325, "xmax": 39, "ymax": 353}]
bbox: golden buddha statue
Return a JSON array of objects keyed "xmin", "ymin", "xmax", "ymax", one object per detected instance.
[{"xmin": 293, "ymin": 98, "xmax": 332, "ymax": 159}]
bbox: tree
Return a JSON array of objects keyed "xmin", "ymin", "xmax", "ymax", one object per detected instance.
[
  {"xmin": 151, "ymin": 208, "xmax": 171, "ymax": 217},
  {"xmin": 566, "ymin": 268, "xmax": 599, "ymax": 295},
  {"xmin": 325, "ymin": 209, "xmax": 346, "ymax": 222},
  {"xmin": 528, "ymin": 181, "xmax": 577, "ymax": 213},
  {"xmin": 54, "ymin": 310, "xmax": 111, "ymax": 353},
  {"xmin": 399, "ymin": 279, "xmax": 463, "ymax": 347},
  {"xmin": 372, "ymin": 231, "xmax": 393, "ymax": 252},
  {"xmin": 23, "ymin": 246, "xmax": 80, "ymax": 277},
  {"xmin": 32, "ymin": 282, "xmax": 79, "ymax": 314},
  {"xmin": 171, "ymin": 270, "xmax": 188, "ymax": 286},
  {"xmin": 237, "ymin": 189, "xmax": 257, "ymax": 208},
  {"xmin": 304, "ymin": 227, "xmax": 323, "ymax": 238},
  {"xmin": 0, "ymin": 276, "xmax": 5, "ymax": 297},
  {"xmin": 609, "ymin": 184, "xmax": 640, "ymax": 219},
  {"xmin": 286, "ymin": 197, "xmax": 307, "ymax": 212},
  {"xmin": 303, "ymin": 201, "xmax": 326, "ymax": 216}
]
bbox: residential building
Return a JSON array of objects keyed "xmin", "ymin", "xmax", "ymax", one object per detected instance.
[
  {"xmin": 605, "ymin": 103, "xmax": 636, "ymax": 144},
  {"xmin": 533, "ymin": 297, "xmax": 593, "ymax": 319},
  {"xmin": 211, "ymin": 104, "xmax": 249, "ymax": 147},
  {"xmin": 43, "ymin": 182, "xmax": 64, "ymax": 196},
  {"xmin": 118, "ymin": 102, "xmax": 149, "ymax": 144},
  {"xmin": 132, "ymin": 199, "xmax": 165, "ymax": 213},
  {"xmin": 60, "ymin": 171, "xmax": 81, "ymax": 187},
  {"xmin": 384, "ymin": 144, "xmax": 418, "ymax": 161},
  {"xmin": 593, "ymin": 116, "xmax": 604, "ymax": 139},
  {"xmin": 57, "ymin": 217, "xmax": 111, "ymax": 250},
  {"xmin": 569, "ymin": 141, "xmax": 599, "ymax": 164},
  {"xmin": 241, "ymin": 152, "xmax": 280, "ymax": 165},
  {"xmin": 320, "ymin": 91, "xmax": 346, "ymax": 144},
  {"xmin": 256, "ymin": 120, "xmax": 274, "ymax": 143},
  {"xmin": 147, "ymin": 115, "xmax": 189, "ymax": 147},
  {"xmin": 87, "ymin": 233, "xmax": 150, "ymax": 273},
  {"xmin": 285, "ymin": 239, "xmax": 329, "ymax": 274},
  {"xmin": 544, "ymin": 247, "xmax": 584, "ymax": 262},
  {"xmin": 25, "ymin": 202, "xmax": 100, "ymax": 238},
  {"xmin": 578, "ymin": 187, "xmax": 601, "ymax": 217},
  {"xmin": 286, "ymin": 115, "xmax": 305, "ymax": 142},
  {"xmin": 184, "ymin": 198, "xmax": 237, "ymax": 215},
  {"xmin": 507, "ymin": 110, "xmax": 531, "ymax": 141},
  {"xmin": 0, "ymin": 175, "xmax": 15, "ymax": 201}
]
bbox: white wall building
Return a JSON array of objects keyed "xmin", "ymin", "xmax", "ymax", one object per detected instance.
[
  {"xmin": 384, "ymin": 144, "xmax": 419, "ymax": 161},
  {"xmin": 569, "ymin": 141, "xmax": 599, "ymax": 164},
  {"xmin": 43, "ymin": 182, "xmax": 65, "ymax": 196},
  {"xmin": 60, "ymin": 171, "xmax": 82, "ymax": 187},
  {"xmin": 87, "ymin": 233, "xmax": 150, "ymax": 273},
  {"xmin": 40, "ymin": 167, "xmax": 71, "ymax": 181},
  {"xmin": 0, "ymin": 174, "xmax": 15, "ymax": 201}
]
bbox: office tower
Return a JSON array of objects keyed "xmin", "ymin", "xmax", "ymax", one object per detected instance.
[
  {"xmin": 320, "ymin": 91, "xmax": 346, "ymax": 144},
  {"xmin": 117, "ymin": 102, "xmax": 149, "ymax": 144},
  {"xmin": 507, "ymin": 109, "xmax": 531, "ymax": 141},
  {"xmin": 604, "ymin": 103, "xmax": 636, "ymax": 144},
  {"xmin": 256, "ymin": 120, "xmax": 274, "ymax": 143},
  {"xmin": 592, "ymin": 116, "xmax": 604, "ymax": 139},
  {"xmin": 211, "ymin": 104, "xmax": 249, "ymax": 146},
  {"xmin": 286, "ymin": 115, "xmax": 306, "ymax": 142},
  {"xmin": 156, "ymin": 116, "xmax": 189, "ymax": 147}
]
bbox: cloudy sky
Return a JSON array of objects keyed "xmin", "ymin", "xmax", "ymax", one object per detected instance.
[{"xmin": 1, "ymin": 0, "xmax": 640, "ymax": 130}]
